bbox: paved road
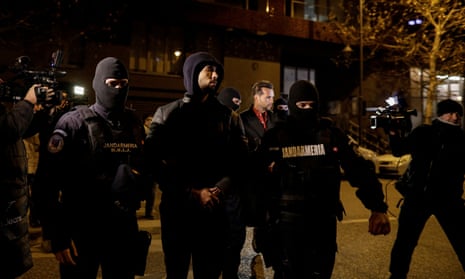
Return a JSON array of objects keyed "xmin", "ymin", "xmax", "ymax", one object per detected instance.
[
  {"xmin": 333, "ymin": 178, "xmax": 465, "ymax": 279},
  {"xmin": 23, "ymin": 179, "xmax": 465, "ymax": 279}
]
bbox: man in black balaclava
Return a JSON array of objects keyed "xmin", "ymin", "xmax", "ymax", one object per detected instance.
[
  {"xmin": 217, "ymin": 87, "xmax": 242, "ymax": 112},
  {"xmin": 91, "ymin": 57, "xmax": 129, "ymax": 120},
  {"xmin": 41, "ymin": 57, "xmax": 147, "ymax": 278},
  {"xmin": 217, "ymin": 86, "xmax": 247, "ymax": 278},
  {"xmin": 272, "ymin": 96, "xmax": 289, "ymax": 122},
  {"xmin": 145, "ymin": 51, "xmax": 248, "ymax": 279},
  {"xmin": 259, "ymin": 80, "xmax": 390, "ymax": 279},
  {"xmin": 288, "ymin": 79, "xmax": 319, "ymax": 128}
]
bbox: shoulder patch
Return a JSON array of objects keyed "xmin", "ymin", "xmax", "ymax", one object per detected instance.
[{"xmin": 48, "ymin": 134, "xmax": 65, "ymax": 153}]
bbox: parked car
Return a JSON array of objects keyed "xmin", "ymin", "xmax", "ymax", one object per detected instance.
[
  {"xmin": 377, "ymin": 153, "xmax": 411, "ymax": 177},
  {"xmin": 347, "ymin": 136, "xmax": 379, "ymax": 174}
]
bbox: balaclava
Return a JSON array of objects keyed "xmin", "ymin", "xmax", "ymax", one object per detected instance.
[
  {"xmin": 289, "ymin": 80, "xmax": 319, "ymax": 126},
  {"xmin": 273, "ymin": 97, "xmax": 289, "ymax": 121},
  {"xmin": 217, "ymin": 87, "xmax": 241, "ymax": 111},
  {"xmin": 92, "ymin": 57, "xmax": 129, "ymax": 112},
  {"xmin": 437, "ymin": 99, "xmax": 463, "ymax": 117},
  {"xmin": 182, "ymin": 52, "xmax": 224, "ymax": 102}
]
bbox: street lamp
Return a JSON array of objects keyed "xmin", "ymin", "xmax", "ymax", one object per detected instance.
[{"xmin": 358, "ymin": 0, "xmax": 364, "ymax": 146}]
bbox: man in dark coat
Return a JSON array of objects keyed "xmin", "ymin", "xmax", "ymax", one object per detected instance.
[
  {"xmin": 0, "ymin": 84, "xmax": 38, "ymax": 279},
  {"xmin": 239, "ymin": 80, "xmax": 275, "ymax": 227},
  {"xmin": 388, "ymin": 99, "xmax": 465, "ymax": 279},
  {"xmin": 145, "ymin": 51, "xmax": 248, "ymax": 279}
]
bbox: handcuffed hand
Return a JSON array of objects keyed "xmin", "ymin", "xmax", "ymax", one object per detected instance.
[{"xmin": 191, "ymin": 186, "xmax": 222, "ymax": 209}]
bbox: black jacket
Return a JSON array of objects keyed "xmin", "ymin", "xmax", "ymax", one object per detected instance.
[
  {"xmin": 145, "ymin": 94, "xmax": 248, "ymax": 196},
  {"xmin": 240, "ymin": 106, "xmax": 274, "ymax": 152},
  {"xmin": 42, "ymin": 104, "xmax": 146, "ymax": 252},
  {"xmin": 390, "ymin": 119, "xmax": 465, "ymax": 201},
  {"xmin": 145, "ymin": 51, "xmax": 247, "ymax": 197},
  {"xmin": 260, "ymin": 117, "xmax": 388, "ymax": 220},
  {"xmin": 0, "ymin": 100, "xmax": 35, "ymax": 278}
]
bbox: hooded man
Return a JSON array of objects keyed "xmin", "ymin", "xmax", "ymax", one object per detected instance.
[
  {"xmin": 145, "ymin": 51, "xmax": 248, "ymax": 279},
  {"xmin": 41, "ymin": 57, "xmax": 147, "ymax": 278},
  {"xmin": 258, "ymin": 80, "xmax": 390, "ymax": 279}
]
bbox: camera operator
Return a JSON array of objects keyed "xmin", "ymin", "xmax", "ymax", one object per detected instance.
[
  {"xmin": 387, "ymin": 99, "xmax": 465, "ymax": 279},
  {"xmin": 26, "ymin": 93, "xmax": 72, "ymax": 253},
  {"xmin": 0, "ymin": 83, "xmax": 41, "ymax": 279}
]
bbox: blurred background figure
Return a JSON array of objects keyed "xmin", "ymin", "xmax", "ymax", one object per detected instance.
[
  {"xmin": 23, "ymin": 128, "xmax": 40, "ymax": 228},
  {"xmin": 272, "ymin": 96, "xmax": 289, "ymax": 122},
  {"xmin": 142, "ymin": 114, "xmax": 156, "ymax": 220},
  {"xmin": 0, "ymin": 83, "xmax": 38, "ymax": 279},
  {"xmin": 217, "ymin": 86, "xmax": 242, "ymax": 112},
  {"xmin": 143, "ymin": 114, "xmax": 152, "ymax": 135}
]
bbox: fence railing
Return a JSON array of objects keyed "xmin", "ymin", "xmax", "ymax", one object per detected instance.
[{"xmin": 347, "ymin": 120, "xmax": 390, "ymax": 154}]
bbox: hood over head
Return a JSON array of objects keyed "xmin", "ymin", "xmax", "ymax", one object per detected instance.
[
  {"xmin": 217, "ymin": 87, "xmax": 241, "ymax": 111},
  {"xmin": 92, "ymin": 57, "xmax": 129, "ymax": 112},
  {"xmin": 182, "ymin": 52, "xmax": 224, "ymax": 101}
]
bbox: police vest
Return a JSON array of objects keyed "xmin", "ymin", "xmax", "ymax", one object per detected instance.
[{"xmin": 74, "ymin": 105, "xmax": 144, "ymax": 176}]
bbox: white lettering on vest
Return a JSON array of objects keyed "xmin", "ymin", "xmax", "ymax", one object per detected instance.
[
  {"xmin": 103, "ymin": 142, "xmax": 138, "ymax": 153},
  {"xmin": 282, "ymin": 144, "xmax": 326, "ymax": 158}
]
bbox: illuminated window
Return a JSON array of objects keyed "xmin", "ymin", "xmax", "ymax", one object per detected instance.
[
  {"xmin": 283, "ymin": 66, "xmax": 315, "ymax": 95},
  {"xmin": 288, "ymin": 0, "xmax": 342, "ymax": 22},
  {"xmin": 129, "ymin": 23, "xmax": 184, "ymax": 75}
]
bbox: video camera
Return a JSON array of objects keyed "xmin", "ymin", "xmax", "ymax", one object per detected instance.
[
  {"xmin": 0, "ymin": 50, "xmax": 67, "ymax": 105},
  {"xmin": 368, "ymin": 95, "xmax": 417, "ymax": 134}
]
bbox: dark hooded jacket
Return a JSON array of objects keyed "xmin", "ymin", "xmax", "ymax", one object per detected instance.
[
  {"xmin": 0, "ymin": 100, "xmax": 35, "ymax": 278},
  {"xmin": 145, "ymin": 51, "xmax": 247, "ymax": 197}
]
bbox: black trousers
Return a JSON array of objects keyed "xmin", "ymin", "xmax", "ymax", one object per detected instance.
[
  {"xmin": 389, "ymin": 197, "xmax": 465, "ymax": 276},
  {"xmin": 59, "ymin": 213, "xmax": 139, "ymax": 279},
  {"xmin": 222, "ymin": 194, "xmax": 246, "ymax": 279},
  {"xmin": 272, "ymin": 212, "xmax": 337, "ymax": 279},
  {"xmin": 160, "ymin": 194, "xmax": 228, "ymax": 279}
]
